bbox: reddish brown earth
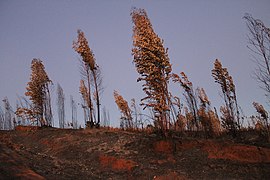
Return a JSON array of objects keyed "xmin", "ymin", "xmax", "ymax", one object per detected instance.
[{"xmin": 0, "ymin": 126, "xmax": 270, "ymax": 179}]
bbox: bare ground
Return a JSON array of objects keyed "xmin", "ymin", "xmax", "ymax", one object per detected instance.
[{"xmin": 0, "ymin": 127, "xmax": 270, "ymax": 179}]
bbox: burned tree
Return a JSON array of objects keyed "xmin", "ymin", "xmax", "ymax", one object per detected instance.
[
  {"xmin": 244, "ymin": 14, "xmax": 270, "ymax": 100},
  {"xmin": 114, "ymin": 91, "xmax": 133, "ymax": 129},
  {"xmin": 16, "ymin": 96, "xmax": 32, "ymax": 125},
  {"xmin": 196, "ymin": 88, "xmax": 221, "ymax": 137},
  {"xmin": 73, "ymin": 29, "xmax": 102, "ymax": 128},
  {"xmin": 79, "ymin": 79, "xmax": 91, "ymax": 127},
  {"xmin": 253, "ymin": 102, "xmax": 269, "ymax": 141},
  {"xmin": 70, "ymin": 95, "xmax": 78, "ymax": 129},
  {"xmin": 2, "ymin": 97, "xmax": 14, "ymax": 130},
  {"xmin": 102, "ymin": 106, "xmax": 110, "ymax": 127},
  {"xmin": 212, "ymin": 59, "xmax": 240, "ymax": 134},
  {"xmin": 57, "ymin": 83, "xmax": 65, "ymax": 128},
  {"xmin": 131, "ymin": 8, "xmax": 172, "ymax": 133},
  {"xmin": 16, "ymin": 59, "xmax": 52, "ymax": 127},
  {"xmin": 0, "ymin": 106, "xmax": 4, "ymax": 130},
  {"xmin": 172, "ymin": 72, "xmax": 199, "ymax": 130}
]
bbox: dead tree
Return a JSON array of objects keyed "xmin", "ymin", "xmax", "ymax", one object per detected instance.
[
  {"xmin": 2, "ymin": 97, "xmax": 14, "ymax": 130},
  {"xmin": 131, "ymin": 8, "xmax": 172, "ymax": 134},
  {"xmin": 16, "ymin": 59, "xmax": 52, "ymax": 126},
  {"xmin": 102, "ymin": 106, "xmax": 110, "ymax": 127},
  {"xmin": 0, "ymin": 106, "xmax": 4, "ymax": 130},
  {"xmin": 73, "ymin": 29, "xmax": 103, "ymax": 128},
  {"xmin": 44, "ymin": 84, "xmax": 53, "ymax": 127},
  {"xmin": 212, "ymin": 59, "xmax": 240, "ymax": 135},
  {"xmin": 114, "ymin": 90, "xmax": 133, "ymax": 129},
  {"xmin": 16, "ymin": 96, "xmax": 32, "ymax": 125},
  {"xmin": 172, "ymin": 72, "xmax": 199, "ymax": 131},
  {"xmin": 70, "ymin": 95, "xmax": 78, "ymax": 129},
  {"xmin": 196, "ymin": 87, "xmax": 221, "ymax": 137},
  {"xmin": 253, "ymin": 102, "xmax": 269, "ymax": 141},
  {"xmin": 244, "ymin": 14, "xmax": 270, "ymax": 101},
  {"xmin": 57, "ymin": 83, "xmax": 65, "ymax": 128}
]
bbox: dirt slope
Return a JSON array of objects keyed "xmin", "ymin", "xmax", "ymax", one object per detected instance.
[{"xmin": 0, "ymin": 127, "xmax": 270, "ymax": 179}]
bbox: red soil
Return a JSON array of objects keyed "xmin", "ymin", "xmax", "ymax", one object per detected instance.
[
  {"xmin": 154, "ymin": 140, "xmax": 173, "ymax": 154},
  {"xmin": 1, "ymin": 128, "xmax": 270, "ymax": 179},
  {"xmin": 99, "ymin": 154, "xmax": 137, "ymax": 171},
  {"xmin": 15, "ymin": 125, "xmax": 39, "ymax": 131},
  {"xmin": 202, "ymin": 141, "xmax": 270, "ymax": 163}
]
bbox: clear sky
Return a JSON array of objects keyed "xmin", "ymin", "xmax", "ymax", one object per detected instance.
[{"xmin": 0, "ymin": 0, "xmax": 269, "ymax": 127}]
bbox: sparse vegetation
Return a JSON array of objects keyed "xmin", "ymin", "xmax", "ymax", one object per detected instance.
[{"xmin": 0, "ymin": 8, "xmax": 270, "ymax": 179}]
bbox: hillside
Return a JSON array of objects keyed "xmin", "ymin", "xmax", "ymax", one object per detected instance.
[{"xmin": 0, "ymin": 127, "xmax": 270, "ymax": 179}]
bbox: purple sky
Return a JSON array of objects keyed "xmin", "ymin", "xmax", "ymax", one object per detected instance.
[{"xmin": 0, "ymin": 0, "xmax": 270, "ymax": 127}]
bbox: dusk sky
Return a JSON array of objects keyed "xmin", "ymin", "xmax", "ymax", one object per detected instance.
[{"xmin": 1, "ymin": 0, "xmax": 270, "ymax": 127}]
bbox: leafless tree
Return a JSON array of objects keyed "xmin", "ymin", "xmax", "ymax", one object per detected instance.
[
  {"xmin": 91, "ymin": 67, "xmax": 103, "ymax": 127},
  {"xmin": 44, "ymin": 85, "xmax": 53, "ymax": 127},
  {"xmin": 70, "ymin": 95, "xmax": 78, "ymax": 129},
  {"xmin": 15, "ymin": 101, "xmax": 23, "ymax": 126},
  {"xmin": 244, "ymin": 14, "xmax": 270, "ymax": 100},
  {"xmin": 3, "ymin": 97, "xmax": 14, "ymax": 130},
  {"xmin": 102, "ymin": 106, "xmax": 110, "ymax": 127},
  {"xmin": 57, "ymin": 83, "xmax": 65, "ymax": 128},
  {"xmin": 0, "ymin": 106, "xmax": 4, "ymax": 130},
  {"xmin": 130, "ymin": 98, "xmax": 143, "ymax": 129},
  {"xmin": 16, "ymin": 95, "xmax": 32, "ymax": 125}
]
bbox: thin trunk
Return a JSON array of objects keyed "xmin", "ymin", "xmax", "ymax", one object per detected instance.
[
  {"xmin": 86, "ymin": 68, "xmax": 94, "ymax": 125},
  {"xmin": 93, "ymin": 71, "xmax": 100, "ymax": 127},
  {"xmin": 46, "ymin": 85, "xmax": 53, "ymax": 127}
]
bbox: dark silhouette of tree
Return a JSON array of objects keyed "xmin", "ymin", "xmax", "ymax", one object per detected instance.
[
  {"xmin": 212, "ymin": 59, "xmax": 240, "ymax": 135},
  {"xmin": 57, "ymin": 83, "xmax": 65, "ymax": 128},
  {"xmin": 16, "ymin": 59, "xmax": 52, "ymax": 126},
  {"xmin": 73, "ymin": 29, "xmax": 103, "ymax": 128},
  {"xmin": 131, "ymin": 8, "xmax": 172, "ymax": 134},
  {"xmin": 244, "ymin": 14, "xmax": 270, "ymax": 101}
]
